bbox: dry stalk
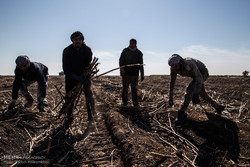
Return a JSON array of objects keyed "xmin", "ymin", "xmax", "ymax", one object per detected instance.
[
  {"xmin": 32, "ymin": 125, "xmax": 54, "ymax": 143},
  {"xmin": 149, "ymin": 103, "xmax": 166, "ymax": 115},
  {"xmin": 141, "ymin": 89, "xmax": 146, "ymax": 101},
  {"xmin": 110, "ymin": 149, "xmax": 116, "ymax": 167},
  {"xmin": 81, "ymin": 156, "xmax": 111, "ymax": 163},
  {"xmin": 58, "ymin": 151, "xmax": 71, "ymax": 164},
  {"xmin": 9, "ymin": 162, "xmax": 17, "ymax": 167},
  {"xmin": 168, "ymin": 160, "xmax": 178, "ymax": 167},
  {"xmin": 36, "ymin": 143, "xmax": 63, "ymax": 155},
  {"xmin": 92, "ymin": 63, "xmax": 144, "ymax": 79},
  {"xmin": 238, "ymin": 102, "xmax": 247, "ymax": 119},
  {"xmin": 158, "ymin": 135, "xmax": 177, "ymax": 151},
  {"xmin": 158, "ymin": 135, "xmax": 196, "ymax": 167},
  {"xmin": 127, "ymin": 117, "xmax": 134, "ymax": 134},
  {"xmin": 149, "ymin": 151, "xmax": 176, "ymax": 158},
  {"xmin": 54, "ymin": 85, "xmax": 65, "ymax": 100},
  {"xmin": 0, "ymin": 117, "xmax": 20, "ymax": 123},
  {"xmin": 167, "ymin": 113, "xmax": 199, "ymax": 154},
  {"xmin": 24, "ymin": 127, "xmax": 34, "ymax": 153},
  {"xmin": 153, "ymin": 115, "xmax": 200, "ymax": 166},
  {"xmin": 221, "ymin": 150, "xmax": 228, "ymax": 165}
]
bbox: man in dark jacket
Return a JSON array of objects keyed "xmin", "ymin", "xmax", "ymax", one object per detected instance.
[
  {"xmin": 168, "ymin": 54, "xmax": 225, "ymax": 125},
  {"xmin": 119, "ymin": 38, "xmax": 144, "ymax": 107},
  {"xmin": 62, "ymin": 31, "xmax": 95, "ymax": 119},
  {"xmin": 8, "ymin": 55, "xmax": 49, "ymax": 111}
]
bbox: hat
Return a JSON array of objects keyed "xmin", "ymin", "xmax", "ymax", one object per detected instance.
[
  {"xmin": 16, "ymin": 55, "xmax": 30, "ymax": 67},
  {"xmin": 168, "ymin": 54, "xmax": 182, "ymax": 66}
]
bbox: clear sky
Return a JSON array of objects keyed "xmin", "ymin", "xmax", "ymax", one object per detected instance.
[{"xmin": 0, "ymin": 0, "xmax": 249, "ymax": 75}]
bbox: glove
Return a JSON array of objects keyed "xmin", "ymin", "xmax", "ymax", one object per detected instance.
[
  {"xmin": 76, "ymin": 76, "xmax": 85, "ymax": 84},
  {"xmin": 169, "ymin": 97, "xmax": 174, "ymax": 107},
  {"xmin": 8, "ymin": 99, "xmax": 16, "ymax": 110},
  {"xmin": 40, "ymin": 98, "xmax": 48, "ymax": 106},
  {"xmin": 141, "ymin": 76, "xmax": 144, "ymax": 82},
  {"xmin": 192, "ymin": 93, "xmax": 200, "ymax": 104}
]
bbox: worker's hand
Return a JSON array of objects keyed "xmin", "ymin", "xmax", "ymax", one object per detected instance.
[
  {"xmin": 192, "ymin": 93, "xmax": 200, "ymax": 104},
  {"xmin": 141, "ymin": 76, "xmax": 144, "ymax": 82},
  {"xmin": 40, "ymin": 98, "xmax": 49, "ymax": 106},
  {"xmin": 169, "ymin": 97, "xmax": 174, "ymax": 107},
  {"xmin": 76, "ymin": 76, "xmax": 85, "ymax": 84},
  {"xmin": 8, "ymin": 99, "xmax": 16, "ymax": 110}
]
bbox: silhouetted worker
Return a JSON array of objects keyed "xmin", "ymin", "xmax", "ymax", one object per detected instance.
[
  {"xmin": 168, "ymin": 54, "xmax": 225, "ymax": 125},
  {"xmin": 62, "ymin": 31, "xmax": 95, "ymax": 119},
  {"xmin": 119, "ymin": 38, "xmax": 144, "ymax": 108},
  {"xmin": 8, "ymin": 55, "xmax": 49, "ymax": 111}
]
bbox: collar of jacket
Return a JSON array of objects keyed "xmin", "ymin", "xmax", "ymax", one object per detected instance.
[{"xmin": 128, "ymin": 46, "xmax": 137, "ymax": 51}]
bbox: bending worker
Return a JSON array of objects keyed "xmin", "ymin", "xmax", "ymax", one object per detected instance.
[
  {"xmin": 8, "ymin": 55, "xmax": 49, "ymax": 111},
  {"xmin": 168, "ymin": 54, "xmax": 225, "ymax": 125}
]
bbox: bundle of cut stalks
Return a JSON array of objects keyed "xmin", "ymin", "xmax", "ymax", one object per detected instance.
[{"xmin": 59, "ymin": 57, "xmax": 99, "ymax": 117}]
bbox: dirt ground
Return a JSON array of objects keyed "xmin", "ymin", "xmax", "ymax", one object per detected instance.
[{"xmin": 0, "ymin": 75, "xmax": 249, "ymax": 167}]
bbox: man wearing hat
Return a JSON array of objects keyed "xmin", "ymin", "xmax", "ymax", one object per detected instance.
[
  {"xmin": 8, "ymin": 55, "xmax": 49, "ymax": 111},
  {"xmin": 168, "ymin": 54, "xmax": 225, "ymax": 125},
  {"xmin": 62, "ymin": 31, "xmax": 95, "ymax": 119}
]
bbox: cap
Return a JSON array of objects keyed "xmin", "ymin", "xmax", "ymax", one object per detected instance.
[
  {"xmin": 16, "ymin": 55, "xmax": 30, "ymax": 67},
  {"xmin": 168, "ymin": 54, "xmax": 182, "ymax": 66}
]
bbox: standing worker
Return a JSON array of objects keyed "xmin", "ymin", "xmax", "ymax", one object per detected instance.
[
  {"xmin": 8, "ymin": 55, "xmax": 49, "ymax": 111},
  {"xmin": 119, "ymin": 38, "xmax": 144, "ymax": 108},
  {"xmin": 168, "ymin": 54, "xmax": 225, "ymax": 125},
  {"xmin": 62, "ymin": 31, "xmax": 95, "ymax": 119}
]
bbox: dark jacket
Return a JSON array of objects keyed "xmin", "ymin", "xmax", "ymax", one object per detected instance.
[
  {"xmin": 12, "ymin": 62, "xmax": 48, "ymax": 99},
  {"xmin": 63, "ymin": 44, "xmax": 92, "ymax": 80},
  {"xmin": 169, "ymin": 57, "xmax": 209, "ymax": 98},
  {"xmin": 119, "ymin": 47, "xmax": 144, "ymax": 76}
]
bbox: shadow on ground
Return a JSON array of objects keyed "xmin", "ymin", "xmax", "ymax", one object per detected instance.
[
  {"xmin": 118, "ymin": 106, "xmax": 152, "ymax": 132},
  {"xmin": 178, "ymin": 112, "xmax": 240, "ymax": 166}
]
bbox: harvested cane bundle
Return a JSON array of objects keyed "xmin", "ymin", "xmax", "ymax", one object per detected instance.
[{"xmin": 59, "ymin": 57, "xmax": 99, "ymax": 117}]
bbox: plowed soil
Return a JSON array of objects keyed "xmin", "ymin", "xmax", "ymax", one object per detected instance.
[{"xmin": 0, "ymin": 75, "xmax": 249, "ymax": 167}]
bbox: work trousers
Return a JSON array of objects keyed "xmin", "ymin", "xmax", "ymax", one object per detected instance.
[
  {"xmin": 122, "ymin": 76, "xmax": 139, "ymax": 105},
  {"xmin": 20, "ymin": 78, "xmax": 48, "ymax": 107},
  {"xmin": 65, "ymin": 79, "xmax": 95, "ymax": 118},
  {"xmin": 181, "ymin": 79, "xmax": 220, "ymax": 111}
]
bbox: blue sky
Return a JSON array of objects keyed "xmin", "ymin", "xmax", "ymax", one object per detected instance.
[{"xmin": 0, "ymin": 0, "xmax": 249, "ymax": 75}]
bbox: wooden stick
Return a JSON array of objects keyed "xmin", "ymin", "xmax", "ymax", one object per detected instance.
[
  {"xmin": 24, "ymin": 127, "xmax": 34, "ymax": 153},
  {"xmin": 0, "ymin": 117, "xmax": 20, "ymax": 122},
  {"xmin": 54, "ymin": 85, "xmax": 65, "ymax": 100},
  {"xmin": 9, "ymin": 162, "xmax": 17, "ymax": 167},
  {"xmin": 92, "ymin": 64, "xmax": 145, "ymax": 79},
  {"xmin": 149, "ymin": 152, "xmax": 176, "ymax": 158},
  {"xmin": 158, "ymin": 136, "xmax": 196, "ymax": 166},
  {"xmin": 53, "ymin": 98, "xmax": 64, "ymax": 110},
  {"xmin": 110, "ymin": 149, "xmax": 116, "ymax": 167},
  {"xmin": 127, "ymin": 117, "xmax": 134, "ymax": 134},
  {"xmin": 58, "ymin": 151, "xmax": 71, "ymax": 164}
]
